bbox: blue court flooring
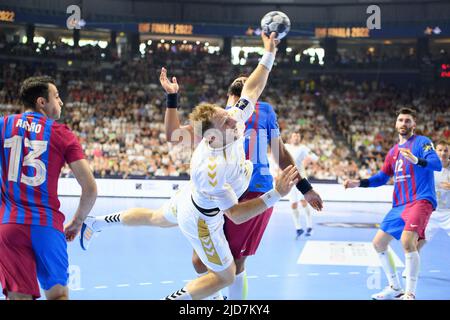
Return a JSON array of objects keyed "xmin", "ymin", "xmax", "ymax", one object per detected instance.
[{"xmin": 2, "ymin": 198, "xmax": 450, "ymax": 300}]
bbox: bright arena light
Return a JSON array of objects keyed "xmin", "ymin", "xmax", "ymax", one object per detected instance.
[
  {"xmin": 302, "ymin": 47, "xmax": 325, "ymax": 65},
  {"xmin": 139, "ymin": 43, "xmax": 146, "ymax": 55}
]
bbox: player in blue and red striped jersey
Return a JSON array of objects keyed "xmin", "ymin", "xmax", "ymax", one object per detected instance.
[
  {"xmin": 0, "ymin": 76, "xmax": 97, "ymax": 300},
  {"xmin": 344, "ymin": 107, "xmax": 442, "ymax": 300}
]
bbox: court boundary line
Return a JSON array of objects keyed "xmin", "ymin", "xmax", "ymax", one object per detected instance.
[{"xmin": 58, "ymin": 195, "xmax": 392, "ymax": 203}]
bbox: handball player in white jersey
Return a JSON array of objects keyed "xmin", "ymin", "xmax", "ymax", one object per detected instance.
[{"xmin": 284, "ymin": 132, "xmax": 319, "ymax": 238}]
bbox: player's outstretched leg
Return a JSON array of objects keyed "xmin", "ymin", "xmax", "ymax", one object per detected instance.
[{"xmin": 80, "ymin": 207, "xmax": 176, "ymax": 250}]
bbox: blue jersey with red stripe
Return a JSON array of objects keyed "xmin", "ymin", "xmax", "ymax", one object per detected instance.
[
  {"xmin": 226, "ymin": 101, "xmax": 280, "ymax": 192},
  {"xmin": 0, "ymin": 112, "xmax": 85, "ymax": 232},
  {"xmin": 368, "ymin": 135, "xmax": 442, "ymax": 209}
]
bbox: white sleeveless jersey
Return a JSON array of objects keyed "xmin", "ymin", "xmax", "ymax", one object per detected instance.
[
  {"xmin": 190, "ymin": 97, "xmax": 255, "ymax": 211},
  {"xmin": 435, "ymin": 165, "xmax": 450, "ymax": 211}
]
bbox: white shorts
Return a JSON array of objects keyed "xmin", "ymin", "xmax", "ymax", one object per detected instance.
[
  {"xmin": 288, "ymin": 187, "xmax": 304, "ymax": 204},
  {"xmin": 161, "ymin": 184, "xmax": 193, "ymax": 225},
  {"xmin": 425, "ymin": 210, "xmax": 450, "ymax": 241},
  {"xmin": 163, "ymin": 184, "xmax": 234, "ymax": 272}
]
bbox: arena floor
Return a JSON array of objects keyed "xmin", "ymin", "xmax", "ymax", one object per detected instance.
[{"xmin": 2, "ymin": 198, "xmax": 450, "ymax": 300}]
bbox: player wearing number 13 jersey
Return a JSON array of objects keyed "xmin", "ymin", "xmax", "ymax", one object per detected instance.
[{"xmin": 0, "ymin": 76, "xmax": 97, "ymax": 300}]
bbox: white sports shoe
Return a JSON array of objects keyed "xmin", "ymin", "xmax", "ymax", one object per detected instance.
[
  {"xmin": 80, "ymin": 216, "xmax": 101, "ymax": 251},
  {"xmin": 402, "ymin": 293, "xmax": 416, "ymax": 300},
  {"xmin": 371, "ymin": 286, "xmax": 404, "ymax": 300}
]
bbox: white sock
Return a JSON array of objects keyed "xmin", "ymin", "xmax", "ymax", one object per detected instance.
[
  {"xmin": 378, "ymin": 250, "xmax": 401, "ymax": 290},
  {"xmin": 228, "ymin": 270, "xmax": 248, "ymax": 300},
  {"xmin": 94, "ymin": 212, "xmax": 124, "ymax": 229},
  {"xmin": 196, "ymin": 272, "xmax": 224, "ymax": 300},
  {"xmin": 165, "ymin": 287, "xmax": 192, "ymax": 300},
  {"xmin": 303, "ymin": 205, "xmax": 312, "ymax": 229},
  {"xmin": 291, "ymin": 208, "xmax": 302, "ymax": 230},
  {"xmin": 405, "ymin": 251, "xmax": 420, "ymax": 296}
]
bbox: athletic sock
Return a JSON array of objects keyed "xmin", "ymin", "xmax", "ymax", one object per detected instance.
[
  {"xmin": 378, "ymin": 250, "xmax": 401, "ymax": 290},
  {"xmin": 94, "ymin": 212, "xmax": 123, "ymax": 229},
  {"xmin": 165, "ymin": 287, "xmax": 192, "ymax": 300},
  {"xmin": 304, "ymin": 205, "xmax": 312, "ymax": 229},
  {"xmin": 405, "ymin": 251, "xmax": 420, "ymax": 296},
  {"xmin": 291, "ymin": 208, "xmax": 302, "ymax": 230},
  {"xmin": 228, "ymin": 270, "xmax": 248, "ymax": 300}
]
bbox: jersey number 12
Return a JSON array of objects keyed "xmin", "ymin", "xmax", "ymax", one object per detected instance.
[{"xmin": 395, "ymin": 159, "xmax": 404, "ymax": 173}]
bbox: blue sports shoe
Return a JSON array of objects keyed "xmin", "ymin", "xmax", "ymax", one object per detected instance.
[{"xmin": 296, "ymin": 229, "xmax": 304, "ymax": 239}]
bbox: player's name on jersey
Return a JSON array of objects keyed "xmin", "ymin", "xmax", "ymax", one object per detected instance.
[
  {"xmin": 16, "ymin": 119, "xmax": 42, "ymax": 134},
  {"xmin": 394, "ymin": 174, "xmax": 411, "ymax": 182}
]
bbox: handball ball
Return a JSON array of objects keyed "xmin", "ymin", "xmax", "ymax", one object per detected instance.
[{"xmin": 260, "ymin": 11, "xmax": 291, "ymax": 40}]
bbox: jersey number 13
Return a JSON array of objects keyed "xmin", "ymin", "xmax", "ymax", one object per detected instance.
[{"xmin": 4, "ymin": 135, "xmax": 48, "ymax": 187}]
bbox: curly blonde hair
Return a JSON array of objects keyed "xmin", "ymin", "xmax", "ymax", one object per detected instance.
[{"xmin": 189, "ymin": 103, "xmax": 220, "ymax": 136}]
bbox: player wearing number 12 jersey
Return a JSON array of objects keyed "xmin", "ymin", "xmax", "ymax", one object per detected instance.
[
  {"xmin": 344, "ymin": 107, "xmax": 442, "ymax": 300},
  {"xmin": 0, "ymin": 76, "xmax": 97, "ymax": 300}
]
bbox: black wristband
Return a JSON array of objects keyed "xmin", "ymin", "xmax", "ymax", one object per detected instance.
[
  {"xmin": 296, "ymin": 178, "xmax": 313, "ymax": 195},
  {"xmin": 360, "ymin": 179, "xmax": 370, "ymax": 188},
  {"xmin": 166, "ymin": 93, "xmax": 178, "ymax": 109},
  {"xmin": 417, "ymin": 158, "xmax": 427, "ymax": 167}
]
